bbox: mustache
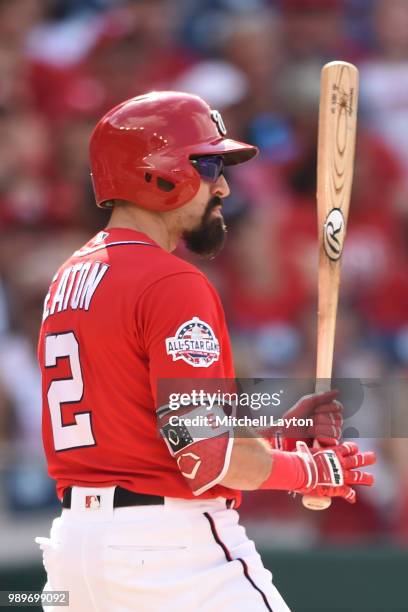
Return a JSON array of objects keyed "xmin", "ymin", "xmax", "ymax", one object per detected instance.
[{"xmin": 207, "ymin": 196, "xmax": 222, "ymax": 211}]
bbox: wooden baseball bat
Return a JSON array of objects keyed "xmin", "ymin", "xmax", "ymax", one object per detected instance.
[{"xmin": 302, "ymin": 61, "xmax": 359, "ymax": 511}]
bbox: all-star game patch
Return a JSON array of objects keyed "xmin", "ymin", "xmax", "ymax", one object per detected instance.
[{"xmin": 165, "ymin": 316, "xmax": 220, "ymax": 368}]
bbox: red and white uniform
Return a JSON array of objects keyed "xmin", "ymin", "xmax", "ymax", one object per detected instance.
[
  {"xmin": 38, "ymin": 228, "xmax": 238, "ymax": 502},
  {"xmin": 37, "ymin": 228, "xmax": 290, "ymax": 612}
]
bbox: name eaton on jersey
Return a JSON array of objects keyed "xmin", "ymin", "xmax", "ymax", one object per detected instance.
[{"xmin": 43, "ymin": 261, "xmax": 109, "ymax": 321}]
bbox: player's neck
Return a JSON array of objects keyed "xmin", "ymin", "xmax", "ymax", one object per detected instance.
[{"xmin": 106, "ymin": 203, "xmax": 178, "ymax": 252}]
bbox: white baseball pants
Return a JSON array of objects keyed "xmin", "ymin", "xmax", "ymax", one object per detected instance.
[{"xmin": 36, "ymin": 487, "xmax": 291, "ymax": 612}]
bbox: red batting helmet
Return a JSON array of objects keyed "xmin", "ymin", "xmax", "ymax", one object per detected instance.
[{"xmin": 89, "ymin": 91, "xmax": 258, "ymax": 212}]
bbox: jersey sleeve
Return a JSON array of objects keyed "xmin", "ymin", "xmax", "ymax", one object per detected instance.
[
  {"xmin": 136, "ymin": 270, "xmax": 235, "ymax": 495},
  {"xmin": 136, "ymin": 271, "xmax": 233, "ymax": 394}
]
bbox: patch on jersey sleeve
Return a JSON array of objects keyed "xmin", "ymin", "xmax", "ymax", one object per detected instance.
[{"xmin": 165, "ymin": 317, "xmax": 220, "ymax": 368}]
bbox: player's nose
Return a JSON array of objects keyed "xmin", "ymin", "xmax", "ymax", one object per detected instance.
[{"xmin": 212, "ymin": 174, "xmax": 230, "ymax": 198}]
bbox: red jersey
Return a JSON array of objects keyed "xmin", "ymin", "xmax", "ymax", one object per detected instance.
[{"xmin": 38, "ymin": 228, "xmax": 239, "ymax": 503}]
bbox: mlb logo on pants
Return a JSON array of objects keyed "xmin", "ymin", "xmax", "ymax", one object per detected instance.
[{"xmin": 85, "ymin": 495, "xmax": 101, "ymax": 509}]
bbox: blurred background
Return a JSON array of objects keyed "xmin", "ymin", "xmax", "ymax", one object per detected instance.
[{"xmin": 0, "ymin": 0, "xmax": 408, "ymax": 609}]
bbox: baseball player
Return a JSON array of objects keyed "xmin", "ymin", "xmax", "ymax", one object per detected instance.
[{"xmin": 36, "ymin": 91, "xmax": 376, "ymax": 611}]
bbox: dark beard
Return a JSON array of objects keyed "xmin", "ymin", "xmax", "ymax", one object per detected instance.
[{"xmin": 183, "ymin": 197, "xmax": 227, "ymax": 259}]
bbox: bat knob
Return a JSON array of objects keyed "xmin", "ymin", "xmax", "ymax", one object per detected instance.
[{"xmin": 302, "ymin": 495, "xmax": 332, "ymax": 511}]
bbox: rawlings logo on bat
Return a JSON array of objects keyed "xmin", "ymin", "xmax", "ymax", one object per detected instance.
[{"xmin": 323, "ymin": 208, "xmax": 345, "ymax": 261}]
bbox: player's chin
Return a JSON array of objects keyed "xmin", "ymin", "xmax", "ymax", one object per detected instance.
[{"xmin": 183, "ymin": 217, "xmax": 227, "ymax": 259}]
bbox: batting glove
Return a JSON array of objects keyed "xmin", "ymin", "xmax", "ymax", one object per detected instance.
[
  {"xmin": 295, "ymin": 441, "xmax": 376, "ymax": 504},
  {"xmin": 269, "ymin": 390, "xmax": 343, "ymax": 450}
]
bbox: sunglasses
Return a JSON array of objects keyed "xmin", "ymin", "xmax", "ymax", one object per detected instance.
[{"xmin": 191, "ymin": 155, "xmax": 224, "ymax": 183}]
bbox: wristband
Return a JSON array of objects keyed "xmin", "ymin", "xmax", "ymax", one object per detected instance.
[{"xmin": 259, "ymin": 449, "xmax": 307, "ymax": 491}]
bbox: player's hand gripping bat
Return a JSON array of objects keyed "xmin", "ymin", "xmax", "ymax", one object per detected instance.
[{"xmin": 302, "ymin": 61, "xmax": 359, "ymax": 511}]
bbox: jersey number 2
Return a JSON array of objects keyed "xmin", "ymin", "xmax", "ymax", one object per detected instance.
[{"xmin": 45, "ymin": 332, "xmax": 95, "ymax": 451}]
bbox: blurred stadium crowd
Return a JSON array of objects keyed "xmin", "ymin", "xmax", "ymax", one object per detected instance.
[{"xmin": 1, "ymin": 0, "xmax": 408, "ymax": 551}]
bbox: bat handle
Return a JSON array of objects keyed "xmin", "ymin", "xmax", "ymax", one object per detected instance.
[
  {"xmin": 302, "ymin": 379, "xmax": 333, "ymax": 511},
  {"xmin": 301, "ymin": 438, "xmax": 332, "ymax": 511}
]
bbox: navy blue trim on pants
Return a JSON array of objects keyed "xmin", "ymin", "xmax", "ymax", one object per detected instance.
[{"xmin": 203, "ymin": 512, "xmax": 273, "ymax": 612}]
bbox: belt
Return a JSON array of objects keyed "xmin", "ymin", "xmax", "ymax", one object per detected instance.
[
  {"xmin": 62, "ymin": 486, "xmax": 235, "ymax": 509},
  {"xmin": 62, "ymin": 486, "xmax": 164, "ymax": 509}
]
